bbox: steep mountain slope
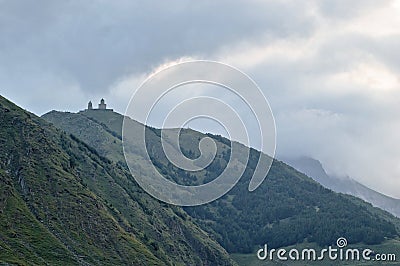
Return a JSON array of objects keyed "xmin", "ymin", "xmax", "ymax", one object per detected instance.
[
  {"xmin": 43, "ymin": 109, "xmax": 400, "ymax": 254},
  {"xmin": 0, "ymin": 170, "xmax": 78, "ymax": 265},
  {"xmin": 285, "ymin": 156, "xmax": 400, "ymax": 217},
  {"xmin": 0, "ymin": 96, "xmax": 235, "ymax": 266}
]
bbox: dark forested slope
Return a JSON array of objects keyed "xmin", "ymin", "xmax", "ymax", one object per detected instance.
[{"xmin": 43, "ymin": 109, "xmax": 400, "ymax": 254}]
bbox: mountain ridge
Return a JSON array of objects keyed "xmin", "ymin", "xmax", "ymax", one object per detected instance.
[
  {"xmin": 0, "ymin": 95, "xmax": 235, "ymax": 265},
  {"xmin": 43, "ymin": 108, "xmax": 400, "ymax": 254},
  {"xmin": 284, "ymin": 156, "xmax": 400, "ymax": 217}
]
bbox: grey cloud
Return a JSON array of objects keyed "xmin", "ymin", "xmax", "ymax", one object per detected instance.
[
  {"xmin": 0, "ymin": 0, "xmax": 316, "ymax": 105},
  {"xmin": 315, "ymin": 0, "xmax": 392, "ymax": 19}
]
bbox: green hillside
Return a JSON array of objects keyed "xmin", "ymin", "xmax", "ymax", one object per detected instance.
[
  {"xmin": 42, "ymin": 109, "xmax": 400, "ymax": 258},
  {"xmin": 0, "ymin": 96, "xmax": 235, "ymax": 265}
]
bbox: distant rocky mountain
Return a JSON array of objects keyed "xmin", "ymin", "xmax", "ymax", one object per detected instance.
[
  {"xmin": 284, "ymin": 156, "xmax": 400, "ymax": 217},
  {"xmin": 43, "ymin": 108, "xmax": 400, "ymax": 254}
]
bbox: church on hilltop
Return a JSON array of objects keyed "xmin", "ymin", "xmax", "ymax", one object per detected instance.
[{"xmin": 86, "ymin": 98, "xmax": 113, "ymax": 111}]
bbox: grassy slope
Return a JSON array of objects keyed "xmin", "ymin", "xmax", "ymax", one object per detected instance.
[
  {"xmin": 1, "ymin": 96, "xmax": 234, "ymax": 266},
  {"xmin": 43, "ymin": 110, "xmax": 235, "ymax": 266},
  {"xmin": 0, "ymin": 171, "xmax": 77, "ymax": 266},
  {"xmin": 0, "ymin": 96, "xmax": 162, "ymax": 265},
  {"xmin": 42, "ymin": 109, "xmax": 400, "ymax": 261}
]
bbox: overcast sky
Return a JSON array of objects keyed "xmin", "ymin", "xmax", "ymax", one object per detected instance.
[{"xmin": 1, "ymin": 0, "xmax": 400, "ymax": 198}]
